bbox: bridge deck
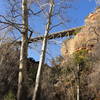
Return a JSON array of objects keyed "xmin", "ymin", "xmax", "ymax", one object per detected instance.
[{"xmin": 17, "ymin": 26, "xmax": 83, "ymax": 44}]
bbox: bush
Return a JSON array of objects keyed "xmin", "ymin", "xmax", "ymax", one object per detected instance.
[
  {"xmin": 4, "ymin": 90, "xmax": 16, "ymax": 100},
  {"xmin": 73, "ymin": 49, "xmax": 88, "ymax": 65}
]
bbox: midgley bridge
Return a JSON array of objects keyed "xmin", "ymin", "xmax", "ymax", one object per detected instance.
[{"xmin": 16, "ymin": 26, "xmax": 83, "ymax": 44}]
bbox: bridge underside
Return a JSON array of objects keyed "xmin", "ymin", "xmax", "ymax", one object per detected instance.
[{"xmin": 16, "ymin": 26, "xmax": 83, "ymax": 44}]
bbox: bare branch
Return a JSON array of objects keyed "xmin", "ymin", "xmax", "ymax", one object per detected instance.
[
  {"xmin": 50, "ymin": 22, "xmax": 63, "ymax": 30},
  {"xmin": 0, "ymin": 25, "xmax": 10, "ymax": 31},
  {"xmin": 29, "ymin": 8, "xmax": 44, "ymax": 15}
]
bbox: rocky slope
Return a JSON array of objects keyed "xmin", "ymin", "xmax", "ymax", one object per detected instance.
[
  {"xmin": 61, "ymin": 7, "xmax": 100, "ymax": 57},
  {"xmin": 60, "ymin": 7, "xmax": 100, "ymax": 100}
]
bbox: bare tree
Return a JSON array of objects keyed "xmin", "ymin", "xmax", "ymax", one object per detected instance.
[
  {"xmin": 17, "ymin": 0, "xmax": 28, "ymax": 100},
  {"xmin": 0, "ymin": 1, "xmax": 43, "ymax": 100},
  {"xmin": 32, "ymin": 1, "xmax": 54, "ymax": 100},
  {"xmin": 31, "ymin": 0, "xmax": 75, "ymax": 100},
  {"xmin": 0, "ymin": 0, "xmax": 75, "ymax": 99}
]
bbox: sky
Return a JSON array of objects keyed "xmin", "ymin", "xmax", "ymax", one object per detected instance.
[
  {"xmin": 0, "ymin": 0, "xmax": 97, "ymax": 29},
  {"xmin": 66, "ymin": 0, "xmax": 96, "ymax": 28},
  {"xmin": 0, "ymin": 0, "xmax": 98, "ymax": 64},
  {"xmin": 31, "ymin": 0, "xmax": 97, "ymax": 64}
]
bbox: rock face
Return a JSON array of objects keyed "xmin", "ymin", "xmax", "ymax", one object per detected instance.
[
  {"xmin": 61, "ymin": 7, "xmax": 100, "ymax": 58},
  {"xmin": 61, "ymin": 7, "xmax": 100, "ymax": 100}
]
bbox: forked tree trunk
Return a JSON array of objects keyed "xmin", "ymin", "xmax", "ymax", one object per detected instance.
[
  {"xmin": 32, "ymin": 1, "xmax": 54, "ymax": 100},
  {"xmin": 17, "ymin": 0, "xmax": 28, "ymax": 100}
]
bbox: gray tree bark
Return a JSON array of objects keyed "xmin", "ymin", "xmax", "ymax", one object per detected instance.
[
  {"xmin": 17, "ymin": 0, "xmax": 28, "ymax": 100},
  {"xmin": 32, "ymin": 1, "xmax": 54, "ymax": 100},
  {"xmin": 77, "ymin": 64, "xmax": 80, "ymax": 100}
]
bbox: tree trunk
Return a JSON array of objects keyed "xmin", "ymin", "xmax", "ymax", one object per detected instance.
[
  {"xmin": 32, "ymin": 1, "xmax": 54, "ymax": 100},
  {"xmin": 77, "ymin": 64, "xmax": 80, "ymax": 100},
  {"xmin": 17, "ymin": 0, "xmax": 28, "ymax": 100}
]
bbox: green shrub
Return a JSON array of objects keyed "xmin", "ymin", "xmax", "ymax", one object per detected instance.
[
  {"xmin": 4, "ymin": 90, "xmax": 15, "ymax": 100},
  {"xmin": 73, "ymin": 49, "xmax": 88, "ymax": 66}
]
